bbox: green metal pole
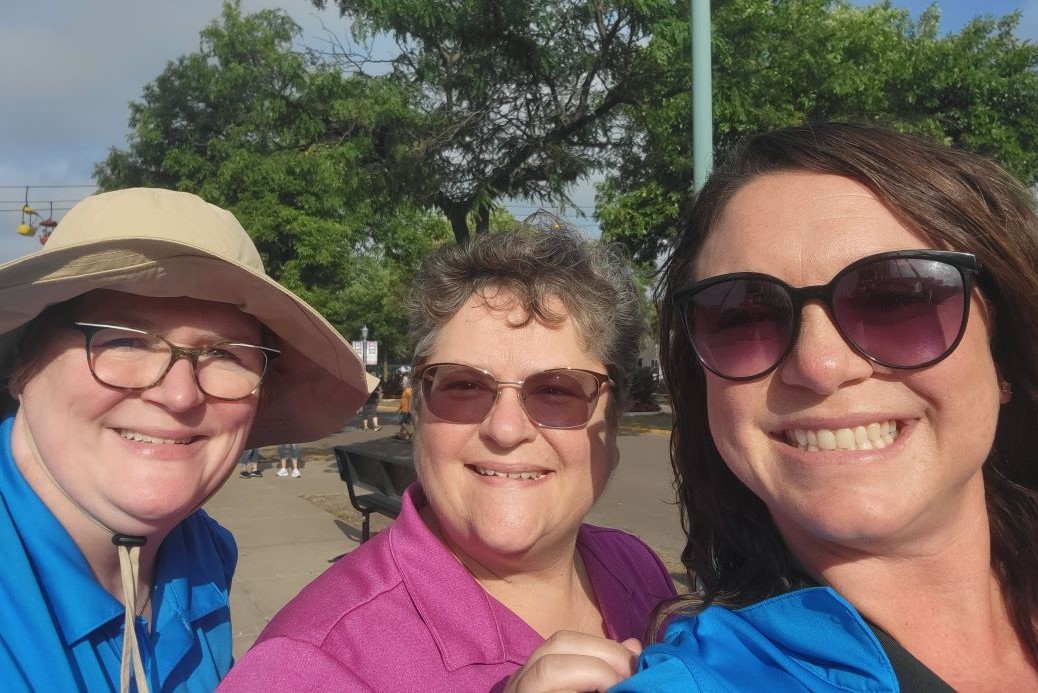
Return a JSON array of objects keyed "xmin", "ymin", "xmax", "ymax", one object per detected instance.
[{"xmin": 692, "ymin": 0, "xmax": 713, "ymax": 192}]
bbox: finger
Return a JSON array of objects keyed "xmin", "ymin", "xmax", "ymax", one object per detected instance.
[
  {"xmin": 510, "ymin": 653, "xmax": 629, "ymax": 693},
  {"xmin": 522, "ymin": 631, "xmax": 641, "ymax": 673},
  {"xmin": 618, "ymin": 637, "xmax": 643, "ymax": 657},
  {"xmin": 510, "ymin": 631, "xmax": 643, "ymax": 692}
]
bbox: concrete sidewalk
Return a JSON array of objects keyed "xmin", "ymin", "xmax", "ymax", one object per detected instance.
[{"xmin": 205, "ymin": 413, "xmax": 683, "ymax": 658}]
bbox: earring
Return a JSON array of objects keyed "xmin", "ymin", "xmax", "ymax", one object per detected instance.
[{"xmin": 999, "ymin": 381, "xmax": 1013, "ymax": 395}]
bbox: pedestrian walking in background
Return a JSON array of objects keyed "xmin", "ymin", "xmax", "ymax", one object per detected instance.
[
  {"xmin": 361, "ymin": 382, "xmax": 382, "ymax": 431},
  {"xmin": 238, "ymin": 447, "xmax": 261, "ymax": 479},
  {"xmin": 394, "ymin": 377, "xmax": 412, "ymax": 441},
  {"xmin": 276, "ymin": 443, "xmax": 301, "ymax": 478}
]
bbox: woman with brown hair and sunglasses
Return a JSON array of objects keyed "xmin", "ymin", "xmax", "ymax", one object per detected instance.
[
  {"xmin": 221, "ymin": 229, "xmax": 676, "ymax": 691},
  {"xmin": 604, "ymin": 122, "xmax": 1038, "ymax": 691}
]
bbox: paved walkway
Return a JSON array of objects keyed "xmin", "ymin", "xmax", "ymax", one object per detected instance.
[{"xmin": 205, "ymin": 410, "xmax": 683, "ymax": 658}]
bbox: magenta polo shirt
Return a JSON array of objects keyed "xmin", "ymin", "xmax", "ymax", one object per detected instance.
[{"xmin": 220, "ymin": 484, "xmax": 676, "ymax": 692}]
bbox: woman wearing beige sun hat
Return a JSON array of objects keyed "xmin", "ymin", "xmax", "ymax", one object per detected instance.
[{"xmin": 0, "ymin": 187, "xmax": 375, "ymax": 692}]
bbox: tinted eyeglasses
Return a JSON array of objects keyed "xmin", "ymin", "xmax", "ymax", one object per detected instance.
[
  {"xmin": 72, "ymin": 322, "xmax": 281, "ymax": 400},
  {"xmin": 673, "ymin": 250, "xmax": 980, "ymax": 381},
  {"xmin": 414, "ymin": 363, "xmax": 613, "ymax": 429}
]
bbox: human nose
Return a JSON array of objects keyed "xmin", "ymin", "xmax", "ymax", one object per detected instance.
[
  {"xmin": 778, "ymin": 303, "xmax": 874, "ymax": 394},
  {"xmin": 479, "ymin": 384, "xmax": 538, "ymax": 447},
  {"xmin": 139, "ymin": 355, "xmax": 206, "ymax": 411}
]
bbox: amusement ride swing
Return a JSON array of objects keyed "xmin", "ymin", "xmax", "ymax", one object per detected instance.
[{"xmin": 14, "ymin": 188, "xmax": 58, "ymax": 244}]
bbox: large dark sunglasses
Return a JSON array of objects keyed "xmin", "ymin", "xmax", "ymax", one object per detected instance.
[
  {"xmin": 673, "ymin": 250, "xmax": 980, "ymax": 381},
  {"xmin": 414, "ymin": 363, "xmax": 613, "ymax": 429}
]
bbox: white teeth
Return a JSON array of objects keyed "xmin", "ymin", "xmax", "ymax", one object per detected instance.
[
  {"xmin": 817, "ymin": 429, "xmax": 837, "ymax": 450},
  {"xmin": 854, "ymin": 426, "xmax": 872, "ymax": 450},
  {"xmin": 834, "ymin": 428, "xmax": 855, "ymax": 450},
  {"xmin": 473, "ymin": 466, "xmax": 546, "ymax": 480},
  {"xmin": 784, "ymin": 420, "xmax": 899, "ymax": 453},
  {"xmin": 806, "ymin": 430, "xmax": 818, "ymax": 452},
  {"xmin": 119, "ymin": 429, "xmax": 192, "ymax": 445}
]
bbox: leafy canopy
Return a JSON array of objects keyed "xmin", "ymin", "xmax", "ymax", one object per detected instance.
[
  {"xmin": 312, "ymin": 0, "xmax": 687, "ymax": 242},
  {"xmin": 598, "ymin": 0, "xmax": 1038, "ymax": 265},
  {"xmin": 96, "ymin": 1, "xmax": 449, "ymax": 362}
]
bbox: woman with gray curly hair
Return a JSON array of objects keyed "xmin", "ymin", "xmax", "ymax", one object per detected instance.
[{"xmin": 222, "ymin": 228, "xmax": 676, "ymax": 691}]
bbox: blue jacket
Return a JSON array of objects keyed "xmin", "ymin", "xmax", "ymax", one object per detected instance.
[{"xmin": 612, "ymin": 587, "xmax": 901, "ymax": 692}]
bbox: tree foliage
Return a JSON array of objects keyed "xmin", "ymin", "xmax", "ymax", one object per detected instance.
[
  {"xmin": 598, "ymin": 0, "xmax": 1038, "ymax": 264},
  {"xmin": 96, "ymin": 0, "xmax": 1038, "ymax": 339},
  {"xmin": 95, "ymin": 1, "xmax": 448, "ymax": 361},
  {"xmin": 311, "ymin": 0, "xmax": 687, "ymax": 242}
]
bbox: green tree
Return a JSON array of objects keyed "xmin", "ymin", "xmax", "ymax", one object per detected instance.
[
  {"xmin": 311, "ymin": 0, "xmax": 687, "ymax": 243},
  {"xmin": 95, "ymin": 1, "xmax": 446, "ymax": 361},
  {"xmin": 598, "ymin": 0, "xmax": 1038, "ymax": 264}
]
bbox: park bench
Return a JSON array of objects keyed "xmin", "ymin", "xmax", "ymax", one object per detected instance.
[{"xmin": 333, "ymin": 445, "xmax": 417, "ymax": 542}]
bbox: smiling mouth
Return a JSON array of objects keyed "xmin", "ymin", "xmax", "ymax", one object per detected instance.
[
  {"xmin": 471, "ymin": 465, "xmax": 548, "ymax": 480},
  {"xmin": 119, "ymin": 429, "xmax": 194, "ymax": 445},
  {"xmin": 782, "ymin": 420, "xmax": 899, "ymax": 452}
]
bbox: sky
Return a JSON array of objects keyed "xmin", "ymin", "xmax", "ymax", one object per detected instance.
[{"xmin": 2, "ymin": 0, "xmax": 1036, "ymax": 264}]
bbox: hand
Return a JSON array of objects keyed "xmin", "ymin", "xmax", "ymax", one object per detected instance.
[{"xmin": 504, "ymin": 631, "xmax": 643, "ymax": 693}]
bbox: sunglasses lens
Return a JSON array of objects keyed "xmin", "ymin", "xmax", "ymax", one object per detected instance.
[
  {"xmin": 521, "ymin": 370, "xmax": 600, "ymax": 428},
  {"xmin": 684, "ymin": 279, "xmax": 795, "ymax": 379},
  {"xmin": 420, "ymin": 365, "xmax": 604, "ymax": 428},
  {"xmin": 833, "ymin": 257, "xmax": 967, "ymax": 367},
  {"xmin": 422, "ymin": 365, "xmax": 497, "ymax": 424}
]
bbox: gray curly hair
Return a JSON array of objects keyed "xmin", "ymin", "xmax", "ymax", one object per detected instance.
[{"xmin": 408, "ymin": 228, "xmax": 646, "ymax": 422}]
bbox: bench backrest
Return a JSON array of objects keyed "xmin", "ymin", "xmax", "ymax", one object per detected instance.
[
  {"xmin": 382, "ymin": 459, "xmax": 418, "ymax": 499},
  {"xmin": 333, "ymin": 446, "xmax": 416, "ymax": 503}
]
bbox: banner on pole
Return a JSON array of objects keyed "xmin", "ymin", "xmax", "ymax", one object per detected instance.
[{"xmin": 352, "ymin": 340, "xmax": 379, "ymax": 365}]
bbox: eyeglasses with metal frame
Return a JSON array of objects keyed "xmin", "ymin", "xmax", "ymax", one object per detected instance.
[{"xmin": 414, "ymin": 362, "xmax": 613, "ymax": 429}]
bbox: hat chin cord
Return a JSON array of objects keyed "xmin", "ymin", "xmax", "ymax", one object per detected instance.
[{"xmin": 19, "ymin": 415, "xmax": 150, "ymax": 693}]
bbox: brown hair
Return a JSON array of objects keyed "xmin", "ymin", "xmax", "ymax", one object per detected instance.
[
  {"xmin": 2, "ymin": 301, "xmax": 77, "ymax": 413},
  {"xmin": 655, "ymin": 122, "xmax": 1038, "ymax": 658},
  {"xmin": 408, "ymin": 228, "xmax": 645, "ymax": 420}
]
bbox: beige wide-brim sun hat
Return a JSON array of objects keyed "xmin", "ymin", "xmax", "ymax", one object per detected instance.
[{"xmin": 0, "ymin": 187, "xmax": 376, "ymax": 448}]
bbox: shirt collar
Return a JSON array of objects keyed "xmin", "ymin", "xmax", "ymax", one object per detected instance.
[
  {"xmin": 0, "ymin": 415, "xmax": 228, "ymax": 648},
  {"xmin": 573, "ymin": 525, "xmax": 640, "ymax": 640},
  {"xmin": 390, "ymin": 485, "xmax": 543, "ymax": 670},
  {"xmin": 730, "ymin": 587, "xmax": 898, "ymax": 691},
  {"xmin": 153, "ymin": 514, "xmax": 229, "ymax": 623},
  {"xmin": 0, "ymin": 415, "xmax": 124, "ymax": 644},
  {"xmin": 149, "ymin": 511, "xmax": 231, "ymax": 682}
]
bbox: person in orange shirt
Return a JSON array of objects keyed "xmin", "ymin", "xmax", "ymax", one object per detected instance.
[{"xmin": 394, "ymin": 378, "xmax": 413, "ymax": 441}]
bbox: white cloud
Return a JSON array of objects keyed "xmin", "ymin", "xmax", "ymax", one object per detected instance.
[
  {"xmin": 4, "ymin": 1, "xmax": 1035, "ymax": 264},
  {"xmin": 0, "ymin": 0, "xmax": 345, "ymax": 264}
]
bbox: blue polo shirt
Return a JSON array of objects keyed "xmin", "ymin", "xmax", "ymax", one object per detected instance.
[{"xmin": 0, "ymin": 414, "xmax": 237, "ymax": 692}]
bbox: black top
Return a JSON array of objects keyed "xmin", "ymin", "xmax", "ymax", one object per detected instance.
[{"xmin": 867, "ymin": 622, "xmax": 956, "ymax": 692}]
